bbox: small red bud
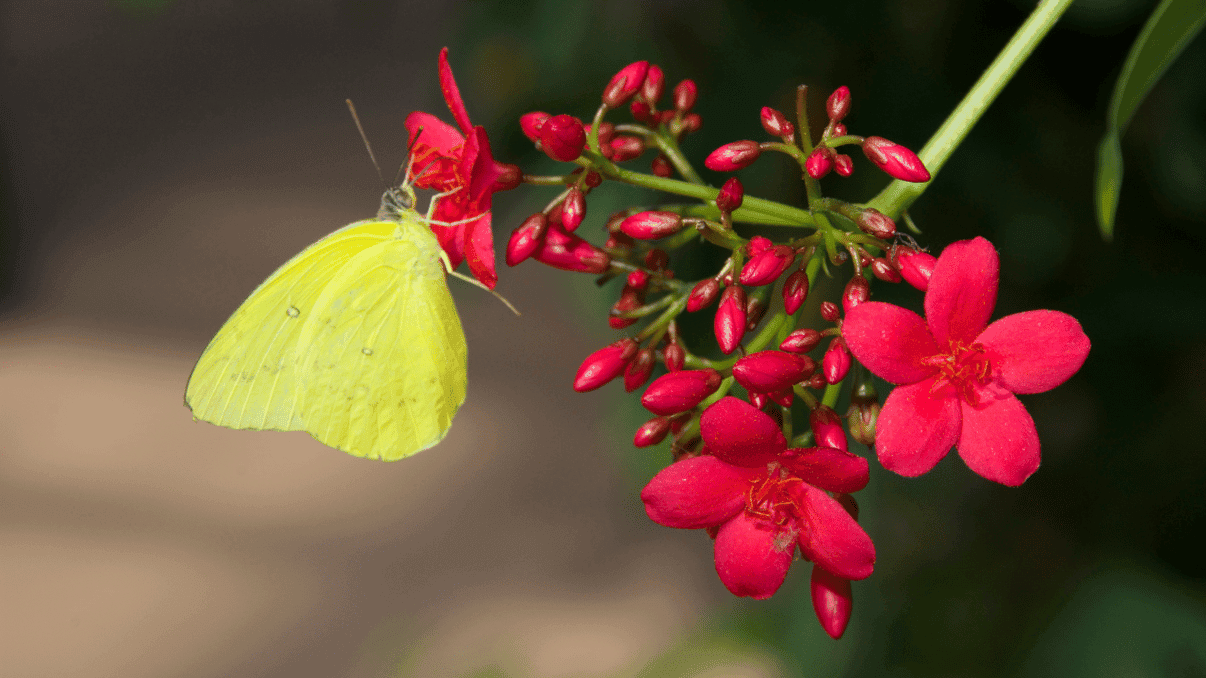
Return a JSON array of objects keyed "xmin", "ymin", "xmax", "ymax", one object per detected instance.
[
  {"xmin": 855, "ymin": 208, "xmax": 895, "ymax": 239},
  {"xmin": 561, "ymin": 187, "xmax": 586, "ymax": 232},
  {"xmin": 820, "ymin": 301, "xmax": 841, "ymax": 322},
  {"xmin": 732, "ymin": 350, "xmax": 817, "ymax": 394},
  {"xmin": 590, "ymin": 122, "xmax": 616, "ymax": 146},
  {"xmin": 644, "ymin": 249, "xmax": 669, "ymax": 271},
  {"xmin": 714, "ymin": 285, "xmax": 747, "ymax": 354},
  {"xmin": 629, "ymin": 99, "xmax": 654, "ymax": 124},
  {"xmin": 870, "ymin": 257, "xmax": 901, "ymax": 283},
  {"xmin": 626, "ymin": 269, "xmax": 649, "ymax": 289},
  {"xmin": 634, "ymin": 416, "xmax": 672, "ymax": 447},
  {"xmin": 826, "ymin": 86, "xmax": 851, "ymax": 122},
  {"xmin": 745, "ymin": 296, "xmax": 766, "ymax": 330},
  {"xmin": 892, "ymin": 245, "xmax": 937, "ymax": 291},
  {"xmin": 687, "ymin": 278, "xmax": 721, "ymax": 312},
  {"xmin": 833, "ymin": 154, "xmax": 854, "ymax": 176},
  {"xmin": 641, "ymin": 64, "xmax": 665, "ymax": 103},
  {"xmin": 782, "ymin": 268, "xmax": 810, "ymax": 315},
  {"xmin": 651, "ymin": 154, "xmax": 673, "ymax": 177},
  {"xmin": 609, "ymin": 284, "xmax": 644, "ymax": 329},
  {"xmin": 704, "ymin": 140, "xmax": 761, "ymax": 171},
  {"xmin": 584, "ymin": 171, "xmax": 603, "ymax": 188},
  {"xmin": 609, "ymin": 135, "xmax": 645, "ymax": 162},
  {"xmin": 780, "ymin": 328, "xmax": 822, "ymax": 354},
  {"xmin": 806, "ymin": 373, "xmax": 828, "ymax": 390},
  {"xmin": 538, "ymin": 114, "xmax": 587, "ymax": 163},
  {"xmin": 680, "ymin": 113, "xmax": 702, "ymax": 133},
  {"xmin": 573, "ymin": 338, "xmax": 638, "ymax": 392},
  {"xmin": 810, "ymin": 404, "xmax": 848, "ymax": 452},
  {"xmin": 862, "ymin": 136, "xmax": 931, "ymax": 182},
  {"xmin": 520, "ymin": 111, "xmax": 551, "ymax": 142},
  {"xmin": 641, "ymin": 369, "xmax": 722, "ymax": 415},
  {"xmin": 532, "ymin": 221, "xmax": 611, "ymax": 274},
  {"xmin": 811, "ymin": 567, "xmax": 853, "ymax": 640},
  {"xmin": 832, "ymin": 122, "xmax": 847, "ymax": 137},
  {"xmin": 749, "ymin": 391, "xmax": 768, "ymax": 409},
  {"xmin": 739, "ymin": 245, "xmax": 795, "ymax": 286},
  {"xmin": 747, "ymin": 236, "xmax": 773, "ymax": 257},
  {"xmin": 822, "ymin": 338, "xmax": 852, "ymax": 385},
  {"xmin": 673, "ymin": 79, "xmax": 698, "ymax": 112},
  {"xmin": 620, "ymin": 211, "xmax": 684, "ymax": 240},
  {"xmin": 663, "ymin": 342, "xmax": 685, "ymax": 371},
  {"xmin": 760, "ymin": 106, "xmax": 794, "ymax": 139},
  {"xmin": 842, "ymin": 276, "xmax": 871, "ymax": 314},
  {"xmin": 806, "ymin": 147, "xmax": 834, "ymax": 179},
  {"xmin": 603, "ymin": 61, "xmax": 650, "ymax": 108},
  {"xmin": 505, "ymin": 213, "xmax": 548, "ymax": 267},
  {"xmin": 624, "ymin": 347, "xmax": 656, "ymax": 392},
  {"xmin": 716, "ymin": 176, "xmax": 744, "ymax": 213}
]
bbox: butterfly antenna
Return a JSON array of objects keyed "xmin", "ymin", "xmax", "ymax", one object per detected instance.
[{"xmin": 346, "ymin": 99, "xmax": 386, "ymax": 185}]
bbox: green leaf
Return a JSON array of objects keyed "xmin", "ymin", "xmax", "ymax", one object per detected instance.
[{"xmin": 1095, "ymin": 0, "xmax": 1206, "ymax": 241}]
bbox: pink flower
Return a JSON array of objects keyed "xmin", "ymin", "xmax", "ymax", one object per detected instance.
[
  {"xmin": 405, "ymin": 47, "xmax": 521, "ymax": 289},
  {"xmin": 641, "ymin": 397, "xmax": 875, "ymax": 601},
  {"xmin": 842, "ymin": 237, "xmax": 1091, "ymax": 486}
]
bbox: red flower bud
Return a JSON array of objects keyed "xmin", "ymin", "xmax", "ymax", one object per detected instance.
[
  {"xmin": 811, "ymin": 567, "xmax": 853, "ymax": 640},
  {"xmin": 663, "ymin": 342, "xmax": 685, "ymax": 371},
  {"xmin": 760, "ymin": 106, "xmax": 794, "ymax": 139},
  {"xmin": 716, "ymin": 176, "xmax": 744, "ymax": 213},
  {"xmin": 746, "ymin": 235, "xmax": 773, "ymax": 257},
  {"xmin": 673, "ymin": 79, "xmax": 698, "ymax": 112},
  {"xmin": 533, "ymin": 221, "xmax": 611, "ymax": 274},
  {"xmin": 626, "ymin": 269, "xmax": 649, "ymax": 289},
  {"xmin": 826, "ymin": 86, "xmax": 851, "ymax": 122},
  {"xmin": 745, "ymin": 295, "xmax": 766, "ymax": 330},
  {"xmin": 561, "ymin": 187, "xmax": 586, "ymax": 232},
  {"xmin": 732, "ymin": 350, "xmax": 817, "ymax": 394},
  {"xmin": 609, "ymin": 283, "xmax": 644, "ymax": 329},
  {"xmin": 520, "ymin": 111, "xmax": 551, "ymax": 142},
  {"xmin": 891, "ymin": 245, "xmax": 936, "ymax": 291},
  {"xmin": 805, "ymin": 147, "xmax": 834, "ymax": 179},
  {"xmin": 714, "ymin": 285, "xmax": 747, "ymax": 354},
  {"xmin": 620, "ymin": 211, "xmax": 684, "ymax": 240},
  {"xmin": 634, "ymin": 416, "xmax": 672, "ymax": 448},
  {"xmin": 842, "ymin": 276, "xmax": 870, "ymax": 314},
  {"xmin": 584, "ymin": 170, "xmax": 602, "ymax": 188},
  {"xmin": 770, "ymin": 387, "xmax": 794, "ymax": 407},
  {"xmin": 687, "ymin": 278, "xmax": 721, "ymax": 312},
  {"xmin": 861, "ymin": 136, "xmax": 931, "ymax": 182},
  {"xmin": 780, "ymin": 328, "xmax": 822, "ymax": 354},
  {"xmin": 822, "ymin": 337, "xmax": 852, "ymax": 384},
  {"xmin": 870, "ymin": 257, "xmax": 901, "ymax": 283},
  {"xmin": 739, "ymin": 245, "xmax": 795, "ymax": 286},
  {"xmin": 806, "ymin": 373, "xmax": 828, "ymax": 390},
  {"xmin": 832, "ymin": 123, "xmax": 847, "ymax": 137},
  {"xmin": 809, "ymin": 404, "xmax": 848, "ymax": 452},
  {"xmin": 629, "ymin": 99, "xmax": 654, "ymax": 124},
  {"xmin": 538, "ymin": 114, "xmax": 586, "ymax": 162},
  {"xmin": 641, "ymin": 64, "xmax": 665, "ymax": 103},
  {"xmin": 680, "ymin": 112, "xmax": 702, "ymax": 133},
  {"xmin": 855, "ymin": 208, "xmax": 895, "ymax": 239},
  {"xmin": 589, "ymin": 122, "xmax": 616, "ymax": 146},
  {"xmin": 624, "ymin": 347, "xmax": 656, "ymax": 392},
  {"xmin": 644, "ymin": 249, "xmax": 669, "ymax": 271},
  {"xmin": 782, "ymin": 268, "xmax": 810, "ymax": 315},
  {"xmin": 609, "ymin": 135, "xmax": 645, "ymax": 162},
  {"xmin": 573, "ymin": 338, "xmax": 638, "ymax": 392},
  {"xmin": 704, "ymin": 140, "xmax": 761, "ymax": 171},
  {"xmin": 603, "ymin": 61, "xmax": 650, "ymax": 108},
  {"xmin": 641, "ymin": 369, "xmax": 722, "ymax": 415},
  {"xmin": 651, "ymin": 154, "xmax": 673, "ymax": 177},
  {"xmin": 820, "ymin": 301, "xmax": 841, "ymax": 322},
  {"xmin": 505, "ymin": 213, "xmax": 548, "ymax": 267},
  {"xmin": 834, "ymin": 154, "xmax": 854, "ymax": 176}
]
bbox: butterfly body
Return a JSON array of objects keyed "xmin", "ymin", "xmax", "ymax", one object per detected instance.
[{"xmin": 185, "ymin": 189, "xmax": 468, "ymax": 461}]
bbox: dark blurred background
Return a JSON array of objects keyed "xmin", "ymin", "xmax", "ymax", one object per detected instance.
[{"xmin": 2, "ymin": 0, "xmax": 1204, "ymax": 676}]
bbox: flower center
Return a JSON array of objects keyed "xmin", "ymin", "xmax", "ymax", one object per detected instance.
[
  {"xmin": 923, "ymin": 340, "xmax": 993, "ymax": 405},
  {"xmin": 745, "ymin": 463, "xmax": 804, "ymax": 527}
]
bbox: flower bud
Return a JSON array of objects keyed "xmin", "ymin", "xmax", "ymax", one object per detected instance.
[
  {"xmin": 714, "ymin": 285, "xmax": 747, "ymax": 354},
  {"xmin": 739, "ymin": 245, "xmax": 795, "ymax": 286},
  {"xmin": 855, "ymin": 208, "xmax": 895, "ymax": 239},
  {"xmin": 687, "ymin": 278, "xmax": 721, "ymax": 312},
  {"xmin": 780, "ymin": 328, "xmax": 822, "ymax": 354},
  {"xmin": 861, "ymin": 136, "xmax": 931, "ymax": 182},
  {"xmin": 673, "ymin": 79, "xmax": 698, "ymax": 112},
  {"xmin": 626, "ymin": 269, "xmax": 649, "ymax": 289},
  {"xmin": 870, "ymin": 257, "xmax": 901, "ymax": 283},
  {"xmin": 732, "ymin": 350, "xmax": 817, "ymax": 394},
  {"xmin": 842, "ymin": 276, "xmax": 870, "ymax": 314},
  {"xmin": 663, "ymin": 342, "xmax": 685, "ymax": 371},
  {"xmin": 589, "ymin": 122, "xmax": 616, "ymax": 146},
  {"xmin": 806, "ymin": 373, "xmax": 828, "ymax": 390},
  {"xmin": 760, "ymin": 106, "xmax": 794, "ymax": 139},
  {"xmin": 847, "ymin": 379, "xmax": 880, "ymax": 446},
  {"xmin": 680, "ymin": 113, "xmax": 702, "ymax": 134},
  {"xmin": 770, "ymin": 388, "xmax": 794, "ymax": 407},
  {"xmin": 620, "ymin": 211, "xmax": 684, "ymax": 240},
  {"xmin": 822, "ymin": 338, "xmax": 852, "ymax": 384},
  {"xmin": 641, "ymin": 64, "xmax": 665, "ymax": 104},
  {"xmin": 809, "ymin": 404, "xmax": 848, "ymax": 452},
  {"xmin": 634, "ymin": 416, "xmax": 672, "ymax": 447},
  {"xmin": 811, "ymin": 566, "xmax": 853, "ymax": 640},
  {"xmin": 745, "ymin": 295, "xmax": 766, "ymax": 330},
  {"xmin": 573, "ymin": 338, "xmax": 638, "ymax": 392},
  {"xmin": 520, "ymin": 111, "xmax": 551, "ymax": 142},
  {"xmin": 644, "ymin": 249, "xmax": 669, "ymax": 271},
  {"xmin": 609, "ymin": 135, "xmax": 645, "ymax": 162},
  {"xmin": 538, "ymin": 114, "xmax": 587, "ymax": 162},
  {"xmin": 609, "ymin": 283, "xmax": 644, "ymax": 329},
  {"xmin": 505, "ymin": 213, "xmax": 547, "ymax": 267},
  {"xmin": 704, "ymin": 140, "xmax": 761, "ymax": 171},
  {"xmin": 805, "ymin": 147, "xmax": 834, "ymax": 179},
  {"xmin": 561, "ymin": 187, "xmax": 586, "ymax": 232},
  {"xmin": 826, "ymin": 86, "xmax": 851, "ymax": 122},
  {"xmin": 832, "ymin": 123, "xmax": 847, "ymax": 137},
  {"xmin": 892, "ymin": 245, "xmax": 936, "ymax": 291},
  {"xmin": 641, "ymin": 369, "xmax": 722, "ymax": 415},
  {"xmin": 624, "ymin": 347, "xmax": 656, "ymax": 392},
  {"xmin": 820, "ymin": 301, "xmax": 841, "ymax": 322},
  {"xmin": 651, "ymin": 154, "xmax": 673, "ymax": 177},
  {"xmin": 833, "ymin": 154, "xmax": 854, "ymax": 176},
  {"xmin": 782, "ymin": 268, "xmax": 810, "ymax": 315},
  {"xmin": 533, "ymin": 222, "xmax": 611, "ymax": 274},
  {"xmin": 746, "ymin": 235, "xmax": 772, "ymax": 257},
  {"xmin": 584, "ymin": 170, "xmax": 602, "ymax": 188},
  {"xmin": 629, "ymin": 99, "xmax": 654, "ymax": 124},
  {"xmin": 716, "ymin": 176, "xmax": 744, "ymax": 213},
  {"xmin": 603, "ymin": 61, "xmax": 650, "ymax": 108}
]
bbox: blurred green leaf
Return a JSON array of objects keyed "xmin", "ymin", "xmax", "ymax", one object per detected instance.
[{"xmin": 1095, "ymin": 0, "xmax": 1206, "ymax": 241}]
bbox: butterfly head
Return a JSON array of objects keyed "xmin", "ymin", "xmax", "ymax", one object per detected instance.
[{"xmin": 378, "ymin": 182, "xmax": 418, "ymax": 220}]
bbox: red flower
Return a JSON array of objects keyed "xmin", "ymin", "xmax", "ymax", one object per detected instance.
[
  {"xmin": 842, "ymin": 237, "xmax": 1090, "ymax": 486},
  {"xmin": 405, "ymin": 47, "xmax": 521, "ymax": 289},
  {"xmin": 641, "ymin": 397, "xmax": 875, "ymax": 601}
]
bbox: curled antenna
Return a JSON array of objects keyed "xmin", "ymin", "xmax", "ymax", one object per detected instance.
[{"xmin": 346, "ymin": 99, "xmax": 385, "ymax": 185}]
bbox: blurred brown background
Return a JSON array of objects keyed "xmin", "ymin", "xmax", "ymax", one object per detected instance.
[{"xmin": 4, "ymin": 1, "xmax": 1206, "ymax": 677}]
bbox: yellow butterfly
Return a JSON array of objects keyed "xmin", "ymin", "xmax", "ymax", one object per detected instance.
[{"xmin": 184, "ymin": 177, "xmax": 469, "ymax": 461}]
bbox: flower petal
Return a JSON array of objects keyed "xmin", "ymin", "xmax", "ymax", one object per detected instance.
[
  {"xmin": 713, "ymin": 511, "xmax": 794, "ymax": 599},
  {"xmin": 976, "ymin": 310, "xmax": 1090, "ymax": 394},
  {"xmin": 796, "ymin": 485, "xmax": 875, "ymax": 581},
  {"xmin": 843, "ymin": 301, "xmax": 941, "ymax": 384},
  {"xmin": 957, "ymin": 392, "xmax": 1040, "ymax": 486},
  {"xmin": 437, "ymin": 47, "xmax": 473, "ymax": 136},
  {"xmin": 700, "ymin": 396, "xmax": 786, "ymax": 467},
  {"xmin": 779, "ymin": 447, "xmax": 869, "ymax": 494},
  {"xmin": 810, "ymin": 565, "xmax": 853, "ymax": 640},
  {"xmin": 875, "ymin": 378, "xmax": 961, "ymax": 477},
  {"xmin": 640, "ymin": 455, "xmax": 749, "ymax": 529},
  {"xmin": 925, "ymin": 236, "xmax": 999, "ymax": 346},
  {"xmin": 462, "ymin": 212, "xmax": 497, "ymax": 289},
  {"xmin": 405, "ymin": 111, "xmax": 465, "ymax": 157}
]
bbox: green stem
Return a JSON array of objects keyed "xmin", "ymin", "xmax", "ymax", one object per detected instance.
[{"xmin": 866, "ymin": 0, "xmax": 1076, "ymax": 218}]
